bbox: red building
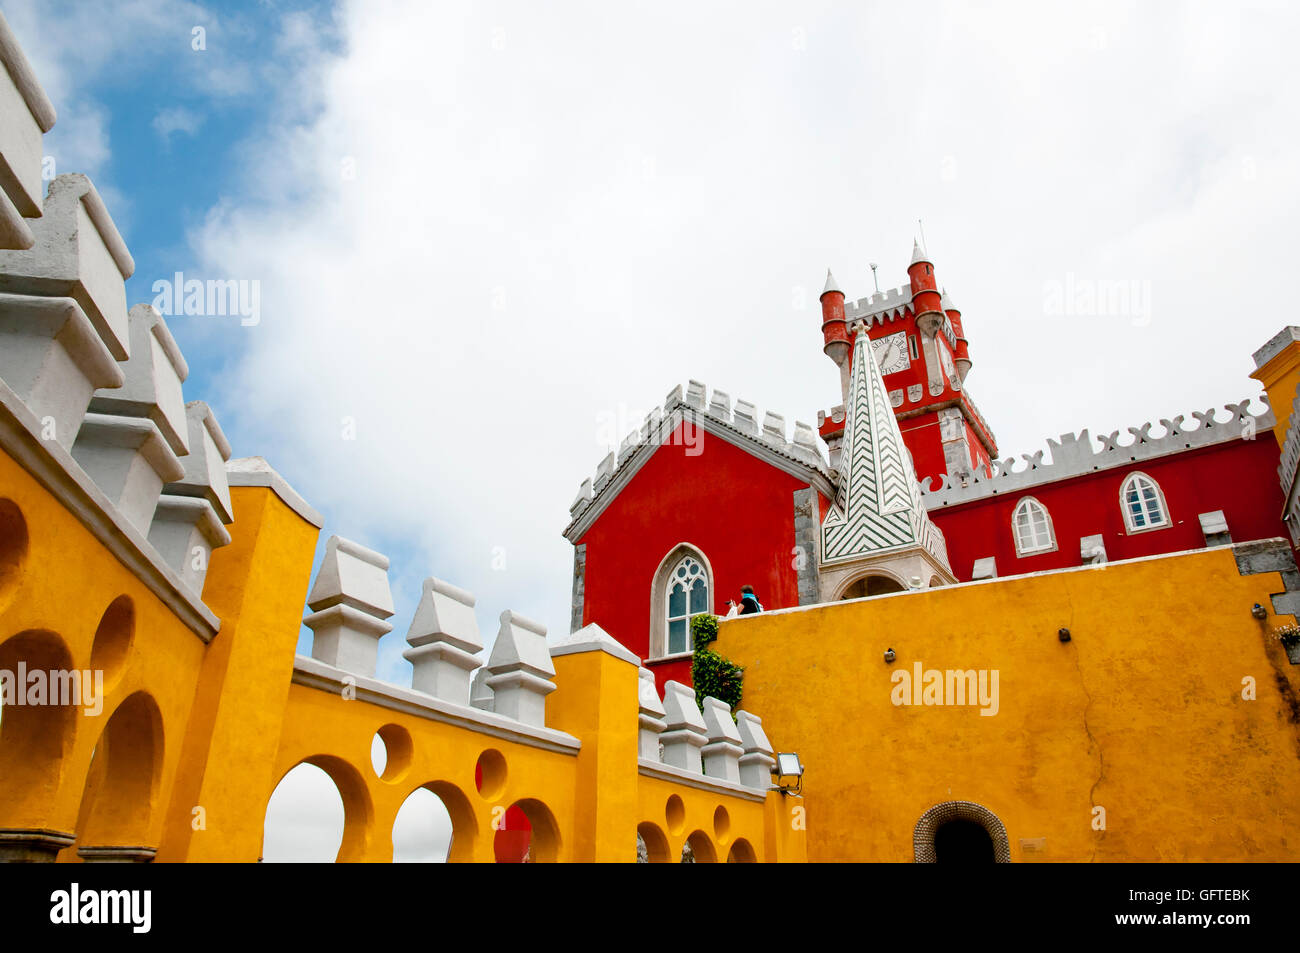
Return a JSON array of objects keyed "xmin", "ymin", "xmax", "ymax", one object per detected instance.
[{"xmin": 563, "ymin": 242, "xmax": 1291, "ymax": 693}]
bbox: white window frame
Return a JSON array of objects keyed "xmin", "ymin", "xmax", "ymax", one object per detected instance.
[
  {"xmin": 648, "ymin": 544, "xmax": 715, "ymax": 661},
  {"xmin": 1011, "ymin": 496, "xmax": 1057, "ymax": 556},
  {"xmin": 1120, "ymin": 472, "xmax": 1171, "ymax": 534}
]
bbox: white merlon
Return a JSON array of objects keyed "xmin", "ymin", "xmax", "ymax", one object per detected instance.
[
  {"xmin": 485, "ymin": 610, "xmax": 555, "ymax": 728},
  {"xmin": 304, "ymin": 535, "xmax": 395, "ymax": 677},
  {"xmin": 470, "ymin": 666, "xmax": 495, "ymax": 713},
  {"xmin": 226, "ymin": 455, "xmax": 323, "ymax": 527},
  {"xmin": 0, "ymin": 12, "xmax": 56, "ymax": 247},
  {"xmin": 71, "ymin": 412, "xmax": 184, "ymax": 533},
  {"xmin": 972, "ymin": 557, "xmax": 997, "ymax": 580},
  {"xmin": 708, "ymin": 388, "xmax": 732, "ymax": 419},
  {"xmin": 147, "ymin": 402, "xmax": 235, "ymax": 597},
  {"xmin": 569, "ymin": 477, "xmax": 593, "ymax": 516},
  {"xmin": 550, "ymin": 621, "xmax": 639, "ymax": 665},
  {"xmin": 736, "ymin": 710, "xmax": 776, "ymax": 790},
  {"xmin": 762, "ymin": 410, "xmax": 786, "ymax": 443},
  {"xmin": 733, "ymin": 399, "xmax": 758, "ymax": 434},
  {"xmin": 1252, "ymin": 327, "xmax": 1300, "ymax": 370},
  {"xmin": 403, "ymin": 577, "xmax": 484, "ymax": 707},
  {"xmin": 700, "ymin": 696, "xmax": 743, "ymax": 783},
  {"xmin": 0, "ymin": 293, "xmax": 123, "ymax": 449},
  {"xmin": 684, "ymin": 379, "xmax": 706, "ymax": 409},
  {"xmin": 922, "ymin": 398, "xmax": 1275, "ymax": 507},
  {"xmin": 0, "ymin": 173, "xmax": 134, "ymax": 360},
  {"xmin": 660, "ymin": 680, "xmax": 708, "ymax": 773},
  {"xmin": 637, "ymin": 668, "xmax": 666, "ymax": 761},
  {"xmin": 88, "ymin": 304, "xmax": 190, "ymax": 456}
]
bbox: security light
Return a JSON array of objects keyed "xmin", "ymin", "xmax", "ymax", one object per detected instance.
[{"xmin": 773, "ymin": 752, "xmax": 804, "ymax": 795}]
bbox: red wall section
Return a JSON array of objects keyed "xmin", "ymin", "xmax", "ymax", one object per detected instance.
[
  {"xmin": 578, "ymin": 421, "xmax": 808, "ymax": 694},
  {"xmin": 930, "ymin": 437, "xmax": 1288, "ymax": 580}
]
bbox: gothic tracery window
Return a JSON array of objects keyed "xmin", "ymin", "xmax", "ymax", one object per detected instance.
[
  {"xmin": 665, "ymin": 554, "xmax": 709, "ymax": 655},
  {"xmin": 1120, "ymin": 472, "xmax": 1170, "ymax": 532},
  {"xmin": 1012, "ymin": 497, "xmax": 1055, "ymax": 555}
]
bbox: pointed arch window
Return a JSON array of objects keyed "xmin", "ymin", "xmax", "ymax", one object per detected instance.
[
  {"xmin": 649, "ymin": 546, "xmax": 714, "ymax": 660},
  {"xmin": 1012, "ymin": 497, "xmax": 1056, "ymax": 556},
  {"xmin": 1120, "ymin": 472, "xmax": 1170, "ymax": 532}
]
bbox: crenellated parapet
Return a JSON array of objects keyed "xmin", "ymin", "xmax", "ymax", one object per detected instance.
[
  {"xmin": 565, "ymin": 379, "xmax": 831, "ymax": 540},
  {"xmin": 921, "ymin": 397, "xmax": 1275, "ymax": 507}
]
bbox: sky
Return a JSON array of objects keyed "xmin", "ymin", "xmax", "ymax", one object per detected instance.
[{"xmin": 8, "ymin": 0, "xmax": 1299, "ymax": 857}]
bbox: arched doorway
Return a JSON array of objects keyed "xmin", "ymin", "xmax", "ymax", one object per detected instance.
[
  {"xmin": 913, "ymin": 800, "xmax": 1011, "ymax": 863},
  {"xmin": 839, "ymin": 574, "xmax": 906, "ymax": 600}
]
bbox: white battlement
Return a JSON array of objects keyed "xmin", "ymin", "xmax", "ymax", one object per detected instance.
[
  {"xmin": 567, "ymin": 379, "xmax": 830, "ymax": 529},
  {"xmin": 921, "ymin": 396, "xmax": 1275, "ymax": 506}
]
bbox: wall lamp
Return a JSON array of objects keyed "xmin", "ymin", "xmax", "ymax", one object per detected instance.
[{"xmin": 772, "ymin": 752, "xmax": 804, "ymax": 796}]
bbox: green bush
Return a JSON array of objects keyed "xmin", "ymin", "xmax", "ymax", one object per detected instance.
[{"xmin": 690, "ymin": 613, "xmax": 743, "ymax": 712}]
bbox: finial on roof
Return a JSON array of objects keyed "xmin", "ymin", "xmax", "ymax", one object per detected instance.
[
  {"xmin": 910, "ymin": 239, "xmax": 931, "ymax": 267},
  {"xmin": 821, "ymin": 269, "xmax": 842, "ymax": 296}
]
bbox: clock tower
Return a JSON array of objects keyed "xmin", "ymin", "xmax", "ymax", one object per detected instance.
[{"xmin": 818, "ymin": 242, "xmax": 998, "ymax": 487}]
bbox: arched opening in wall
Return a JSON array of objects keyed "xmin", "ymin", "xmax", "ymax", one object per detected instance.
[
  {"xmin": 0, "ymin": 500, "xmax": 28, "ymax": 616},
  {"xmin": 392, "ymin": 784, "xmax": 468, "ymax": 863},
  {"xmin": 839, "ymin": 574, "xmax": 906, "ymax": 600},
  {"xmin": 262, "ymin": 756, "xmax": 372, "ymax": 862},
  {"xmin": 682, "ymin": 829, "xmax": 717, "ymax": 863},
  {"xmin": 913, "ymin": 800, "xmax": 1011, "ymax": 863},
  {"xmin": 726, "ymin": 837, "xmax": 757, "ymax": 863},
  {"xmin": 73, "ymin": 691, "xmax": 164, "ymax": 860},
  {"xmin": 89, "ymin": 596, "xmax": 134, "ymax": 695},
  {"xmin": 934, "ymin": 819, "xmax": 994, "ymax": 862},
  {"xmin": 494, "ymin": 798, "xmax": 559, "ymax": 863},
  {"xmin": 0, "ymin": 630, "xmax": 77, "ymax": 826},
  {"xmin": 637, "ymin": 821, "xmax": 670, "ymax": 863}
]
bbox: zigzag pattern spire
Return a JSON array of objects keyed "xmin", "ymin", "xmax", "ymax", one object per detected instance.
[{"xmin": 821, "ymin": 326, "xmax": 947, "ymax": 566}]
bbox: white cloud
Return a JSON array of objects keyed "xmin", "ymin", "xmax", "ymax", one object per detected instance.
[
  {"xmin": 152, "ymin": 105, "xmax": 204, "ymax": 143},
  {"xmin": 184, "ymin": 0, "xmax": 1300, "ymax": 660}
]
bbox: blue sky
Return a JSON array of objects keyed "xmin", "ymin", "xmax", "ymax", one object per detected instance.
[{"xmin": 11, "ymin": 0, "xmax": 1300, "ymax": 696}]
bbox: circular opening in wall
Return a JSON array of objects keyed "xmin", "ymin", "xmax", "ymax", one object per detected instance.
[
  {"xmin": 713, "ymin": 805, "xmax": 731, "ymax": 841},
  {"xmin": 475, "ymin": 748, "xmax": 507, "ymax": 801},
  {"xmin": 90, "ymin": 595, "xmax": 134, "ymax": 693},
  {"xmin": 665, "ymin": 794, "xmax": 685, "ymax": 836},
  {"xmin": 372, "ymin": 724, "xmax": 412, "ymax": 783},
  {"xmin": 0, "ymin": 500, "xmax": 28, "ymax": 615}
]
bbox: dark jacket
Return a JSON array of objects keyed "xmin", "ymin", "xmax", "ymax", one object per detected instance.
[{"xmin": 739, "ymin": 595, "xmax": 762, "ymax": 614}]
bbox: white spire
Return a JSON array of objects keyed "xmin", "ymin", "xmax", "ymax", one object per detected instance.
[
  {"xmin": 940, "ymin": 287, "xmax": 956, "ymax": 312},
  {"xmin": 910, "ymin": 239, "xmax": 931, "ymax": 267},
  {"xmin": 819, "ymin": 326, "xmax": 951, "ymax": 573},
  {"xmin": 821, "ymin": 269, "xmax": 842, "ymax": 296}
]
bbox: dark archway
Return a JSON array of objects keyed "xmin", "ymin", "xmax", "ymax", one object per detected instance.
[
  {"xmin": 839, "ymin": 574, "xmax": 906, "ymax": 600},
  {"xmin": 913, "ymin": 800, "xmax": 1011, "ymax": 863},
  {"xmin": 933, "ymin": 818, "xmax": 994, "ymax": 862}
]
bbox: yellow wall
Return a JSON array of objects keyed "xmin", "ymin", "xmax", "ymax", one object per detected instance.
[
  {"xmin": 1250, "ymin": 337, "xmax": 1300, "ymax": 447},
  {"xmin": 715, "ymin": 545, "xmax": 1300, "ymax": 862},
  {"xmin": 0, "ymin": 461, "xmax": 802, "ymax": 863}
]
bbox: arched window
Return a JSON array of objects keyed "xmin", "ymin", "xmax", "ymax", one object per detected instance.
[
  {"xmin": 649, "ymin": 545, "xmax": 714, "ymax": 659},
  {"xmin": 1120, "ymin": 472, "xmax": 1170, "ymax": 532},
  {"xmin": 1012, "ymin": 497, "xmax": 1055, "ymax": 555},
  {"xmin": 665, "ymin": 555, "xmax": 708, "ymax": 655}
]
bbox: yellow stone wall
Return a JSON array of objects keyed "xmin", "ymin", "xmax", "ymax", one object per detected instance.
[
  {"xmin": 715, "ymin": 545, "xmax": 1300, "ymax": 862},
  {"xmin": 0, "ymin": 462, "xmax": 802, "ymax": 863}
]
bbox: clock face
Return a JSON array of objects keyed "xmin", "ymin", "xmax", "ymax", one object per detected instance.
[
  {"xmin": 871, "ymin": 331, "xmax": 910, "ymax": 375},
  {"xmin": 939, "ymin": 341, "xmax": 958, "ymax": 385}
]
